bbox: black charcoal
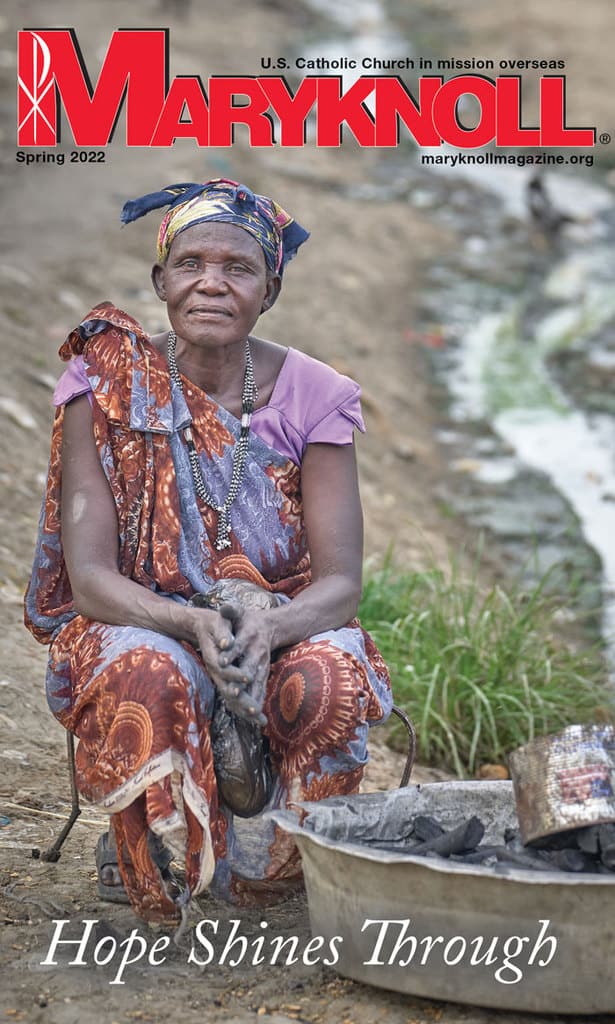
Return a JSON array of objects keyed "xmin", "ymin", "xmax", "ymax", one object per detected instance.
[{"xmin": 351, "ymin": 811, "xmax": 615, "ymax": 875}]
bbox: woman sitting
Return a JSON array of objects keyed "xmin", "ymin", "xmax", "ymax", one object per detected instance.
[{"xmin": 25, "ymin": 178, "xmax": 392, "ymax": 926}]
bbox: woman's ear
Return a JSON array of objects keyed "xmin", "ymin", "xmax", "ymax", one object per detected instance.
[
  {"xmin": 151, "ymin": 263, "xmax": 166, "ymax": 301},
  {"xmin": 261, "ymin": 273, "xmax": 281, "ymax": 314}
]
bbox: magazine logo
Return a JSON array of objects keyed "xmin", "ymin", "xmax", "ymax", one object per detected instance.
[
  {"xmin": 17, "ymin": 29, "xmax": 596, "ymax": 149},
  {"xmin": 17, "ymin": 29, "xmax": 166, "ymax": 146},
  {"xmin": 18, "ymin": 32, "xmax": 55, "ymax": 145}
]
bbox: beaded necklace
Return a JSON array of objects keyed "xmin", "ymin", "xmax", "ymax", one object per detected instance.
[{"xmin": 166, "ymin": 329, "xmax": 258, "ymax": 550}]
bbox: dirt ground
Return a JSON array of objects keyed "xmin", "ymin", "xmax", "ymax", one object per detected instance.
[{"xmin": 1, "ymin": 0, "xmax": 614, "ymax": 1022}]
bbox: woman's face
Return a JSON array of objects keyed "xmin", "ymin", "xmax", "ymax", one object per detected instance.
[{"xmin": 151, "ymin": 220, "xmax": 280, "ymax": 349}]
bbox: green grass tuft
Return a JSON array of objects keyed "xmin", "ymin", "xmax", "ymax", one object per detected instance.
[{"xmin": 359, "ymin": 553, "xmax": 613, "ymax": 776}]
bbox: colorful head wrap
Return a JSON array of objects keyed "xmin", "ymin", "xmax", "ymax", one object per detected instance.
[{"xmin": 121, "ymin": 178, "xmax": 309, "ymax": 275}]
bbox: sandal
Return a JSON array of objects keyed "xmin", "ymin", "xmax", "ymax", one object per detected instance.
[
  {"xmin": 96, "ymin": 829, "xmax": 180, "ymax": 905},
  {"xmin": 95, "ymin": 831, "xmax": 130, "ymax": 904}
]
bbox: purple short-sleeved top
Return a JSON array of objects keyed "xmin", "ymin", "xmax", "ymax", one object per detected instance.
[{"xmin": 54, "ymin": 347, "xmax": 365, "ymax": 466}]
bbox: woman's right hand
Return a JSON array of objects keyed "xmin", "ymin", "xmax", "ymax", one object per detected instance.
[{"xmin": 188, "ymin": 606, "xmax": 267, "ymax": 725}]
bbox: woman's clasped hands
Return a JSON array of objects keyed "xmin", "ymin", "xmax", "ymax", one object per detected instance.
[{"xmin": 187, "ymin": 602, "xmax": 275, "ymax": 726}]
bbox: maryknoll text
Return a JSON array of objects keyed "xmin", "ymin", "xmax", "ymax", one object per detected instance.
[{"xmin": 18, "ymin": 29, "xmax": 596, "ymax": 149}]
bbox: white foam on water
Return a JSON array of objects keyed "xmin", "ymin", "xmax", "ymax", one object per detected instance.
[
  {"xmin": 448, "ymin": 304, "xmax": 615, "ymax": 674},
  {"xmin": 495, "ymin": 408, "xmax": 615, "ymax": 672}
]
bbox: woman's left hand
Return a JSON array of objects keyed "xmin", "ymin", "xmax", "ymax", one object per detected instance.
[
  {"xmin": 207, "ymin": 442, "xmax": 365, "ymax": 720},
  {"xmin": 215, "ymin": 602, "xmax": 275, "ymax": 714}
]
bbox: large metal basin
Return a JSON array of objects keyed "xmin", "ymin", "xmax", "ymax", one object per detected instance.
[{"xmin": 270, "ymin": 781, "xmax": 615, "ymax": 1014}]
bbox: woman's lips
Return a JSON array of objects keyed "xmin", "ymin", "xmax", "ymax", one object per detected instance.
[{"xmin": 189, "ymin": 306, "xmax": 232, "ymax": 318}]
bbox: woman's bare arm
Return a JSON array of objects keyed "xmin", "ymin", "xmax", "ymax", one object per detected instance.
[
  {"xmin": 61, "ymin": 395, "xmax": 263, "ymax": 718},
  {"xmin": 217, "ymin": 441, "xmax": 364, "ymax": 702},
  {"xmin": 270, "ymin": 440, "xmax": 364, "ymax": 645}
]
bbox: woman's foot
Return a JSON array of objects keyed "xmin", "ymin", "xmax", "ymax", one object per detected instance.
[{"xmin": 95, "ymin": 831, "xmax": 130, "ymax": 903}]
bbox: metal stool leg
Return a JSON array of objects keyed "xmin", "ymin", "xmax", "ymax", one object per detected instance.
[
  {"xmin": 390, "ymin": 704, "xmax": 416, "ymax": 788},
  {"xmin": 34, "ymin": 732, "xmax": 81, "ymax": 862}
]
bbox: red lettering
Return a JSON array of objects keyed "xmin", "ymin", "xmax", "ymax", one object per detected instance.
[
  {"xmin": 374, "ymin": 77, "xmax": 441, "ymax": 146},
  {"xmin": 18, "ymin": 29, "xmax": 166, "ymax": 146},
  {"xmin": 259, "ymin": 78, "xmax": 318, "ymax": 146},
  {"xmin": 16, "ymin": 31, "xmax": 597, "ymax": 152},
  {"xmin": 150, "ymin": 77, "xmax": 209, "ymax": 146},
  {"xmin": 316, "ymin": 78, "xmax": 375, "ymax": 146},
  {"xmin": 495, "ymin": 77, "xmax": 540, "ymax": 146},
  {"xmin": 432, "ymin": 76, "xmax": 496, "ymax": 147},
  {"xmin": 539, "ymin": 77, "xmax": 595, "ymax": 146},
  {"xmin": 208, "ymin": 78, "xmax": 273, "ymax": 146}
]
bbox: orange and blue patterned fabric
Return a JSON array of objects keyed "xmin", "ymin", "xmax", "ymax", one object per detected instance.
[{"xmin": 25, "ymin": 304, "xmax": 392, "ymax": 924}]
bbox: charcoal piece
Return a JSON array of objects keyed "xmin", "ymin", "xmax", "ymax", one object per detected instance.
[
  {"xmin": 552, "ymin": 848, "xmax": 597, "ymax": 873},
  {"xmin": 601, "ymin": 851, "xmax": 615, "ymax": 870},
  {"xmin": 362, "ymin": 842, "xmax": 419, "ymax": 856},
  {"xmin": 503, "ymin": 826, "xmax": 519, "ymax": 844},
  {"xmin": 504, "ymin": 834, "xmax": 531, "ymax": 854},
  {"xmin": 360, "ymin": 827, "xmax": 415, "ymax": 848},
  {"xmin": 361, "ymin": 817, "xmax": 485, "ymax": 859},
  {"xmin": 413, "ymin": 815, "xmax": 446, "ymax": 843},
  {"xmin": 528, "ymin": 831, "xmax": 579, "ymax": 851},
  {"xmin": 495, "ymin": 848, "xmax": 554, "ymax": 872},
  {"xmin": 449, "ymin": 845, "xmax": 503, "ymax": 864},
  {"xmin": 419, "ymin": 816, "xmax": 485, "ymax": 858},
  {"xmin": 574, "ymin": 826, "xmax": 601, "ymax": 855},
  {"xmin": 598, "ymin": 824, "xmax": 615, "ymax": 869}
]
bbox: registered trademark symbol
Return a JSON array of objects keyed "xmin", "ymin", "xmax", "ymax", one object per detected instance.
[{"xmin": 599, "ymin": 132, "xmax": 611, "ymax": 144}]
